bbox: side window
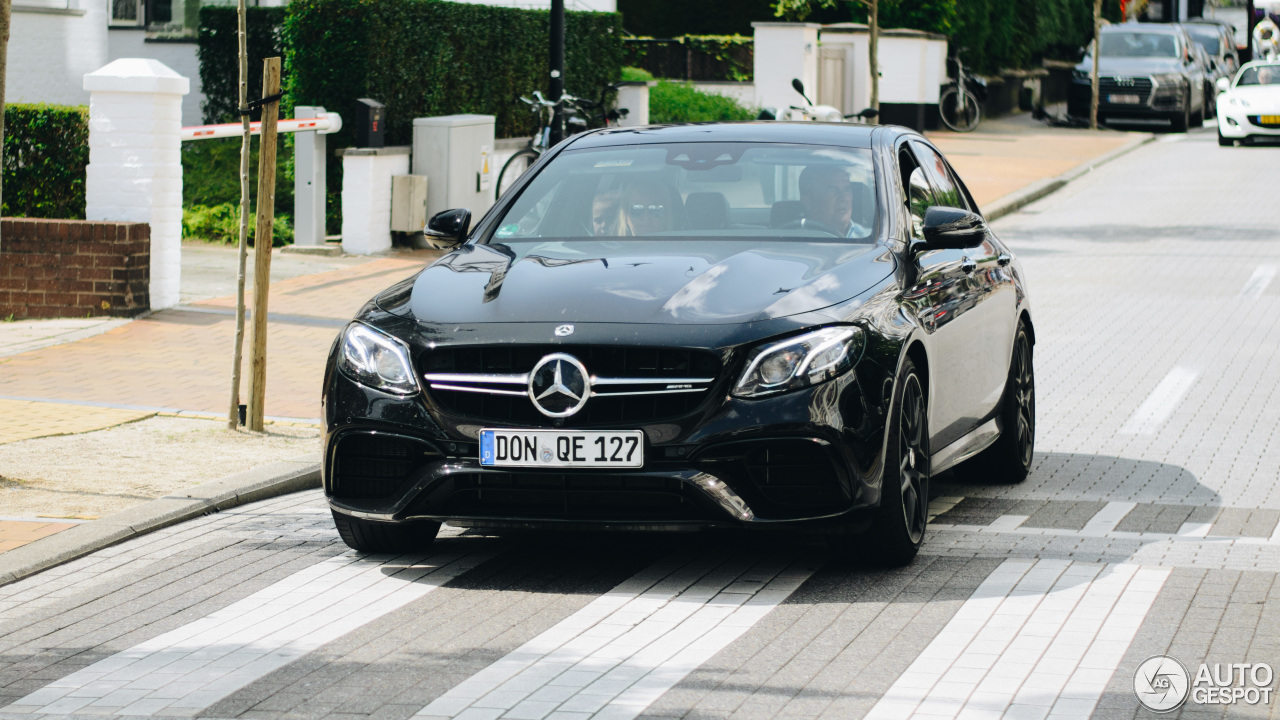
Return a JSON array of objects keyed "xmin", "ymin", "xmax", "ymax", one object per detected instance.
[
  {"xmin": 909, "ymin": 141, "xmax": 967, "ymax": 210},
  {"xmin": 898, "ymin": 146, "xmax": 927, "ymax": 241}
]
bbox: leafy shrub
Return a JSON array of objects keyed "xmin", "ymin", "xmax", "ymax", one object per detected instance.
[
  {"xmin": 182, "ymin": 136, "xmax": 293, "ymax": 215},
  {"xmin": 3, "ymin": 104, "xmax": 89, "ymax": 219},
  {"xmin": 198, "ymin": 6, "xmax": 289, "ymax": 124},
  {"xmin": 621, "ymin": 67, "xmax": 655, "ymax": 82},
  {"xmin": 648, "ymin": 81, "xmax": 755, "ymax": 123},
  {"xmin": 183, "ymin": 201, "xmax": 293, "ymax": 247}
]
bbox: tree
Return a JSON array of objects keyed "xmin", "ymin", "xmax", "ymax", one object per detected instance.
[
  {"xmin": 774, "ymin": 0, "xmax": 882, "ymax": 110},
  {"xmin": 1, "ymin": 0, "xmax": 10, "ymax": 233}
]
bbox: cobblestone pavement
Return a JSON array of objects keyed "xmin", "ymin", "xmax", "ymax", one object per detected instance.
[{"xmin": 2, "ymin": 128, "xmax": 1279, "ymax": 720}]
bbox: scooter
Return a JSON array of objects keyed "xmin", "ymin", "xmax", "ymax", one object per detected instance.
[{"xmin": 756, "ymin": 79, "xmax": 879, "ymax": 124}]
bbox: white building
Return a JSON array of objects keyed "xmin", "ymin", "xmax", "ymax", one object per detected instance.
[{"xmin": 7, "ymin": 0, "xmax": 615, "ymax": 127}]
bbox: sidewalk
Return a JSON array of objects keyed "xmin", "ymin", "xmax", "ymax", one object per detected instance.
[{"xmin": 0, "ymin": 113, "xmax": 1151, "ymax": 555}]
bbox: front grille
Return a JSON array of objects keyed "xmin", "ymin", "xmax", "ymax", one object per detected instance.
[
  {"xmin": 1249, "ymin": 115, "xmax": 1280, "ymax": 128},
  {"xmin": 332, "ymin": 434, "xmax": 437, "ymax": 499},
  {"xmin": 743, "ymin": 440, "xmax": 847, "ymax": 515},
  {"xmin": 1098, "ymin": 76, "xmax": 1153, "ymax": 105},
  {"xmin": 421, "ymin": 345, "xmax": 722, "ymax": 427},
  {"xmin": 432, "ymin": 472, "xmax": 704, "ymax": 521}
]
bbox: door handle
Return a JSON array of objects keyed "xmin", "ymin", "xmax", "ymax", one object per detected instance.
[
  {"xmin": 961, "ymin": 257, "xmax": 977, "ymax": 274},
  {"xmin": 997, "ymin": 253, "xmax": 1012, "ymax": 266}
]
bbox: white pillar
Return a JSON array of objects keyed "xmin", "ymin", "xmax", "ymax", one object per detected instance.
[
  {"xmin": 294, "ymin": 106, "xmax": 328, "ymax": 247},
  {"xmin": 84, "ymin": 59, "xmax": 189, "ymax": 310},
  {"xmin": 616, "ymin": 81, "xmax": 654, "ymax": 126},
  {"xmin": 751, "ymin": 22, "xmax": 822, "ymax": 113},
  {"xmin": 341, "ymin": 147, "xmax": 410, "ymax": 255}
]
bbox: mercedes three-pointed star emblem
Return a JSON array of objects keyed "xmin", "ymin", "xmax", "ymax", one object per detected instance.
[{"xmin": 528, "ymin": 353, "xmax": 591, "ymax": 418}]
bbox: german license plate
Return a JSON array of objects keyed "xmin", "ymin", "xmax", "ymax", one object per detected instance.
[
  {"xmin": 1261, "ymin": 115, "xmax": 1280, "ymax": 124},
  {"xmin": 1108, "ymin": 94, "xmax": 1141, "ymax": 104},
  {"xmin": 479, "ymin": 429, "xmax": 644, "ymax": 468}
]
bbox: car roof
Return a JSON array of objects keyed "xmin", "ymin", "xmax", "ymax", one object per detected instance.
[
  {"xmin": 1240, "ymin": 60, "xmax": 1280, "ymax": 70},
  {"xmin": 564, "ymin": 122, "xmax": 879, "ymax": 150}
]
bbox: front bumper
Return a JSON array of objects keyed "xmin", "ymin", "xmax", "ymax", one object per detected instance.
[
  {"xmin": 322, "ymin": 360, "xmax": 890, "ymax": 531},
  {"xmin": 1068, "ymin": 77, "xmax": 1185, "ymax": 119},
  {"xmin": 1218, "ymin": 107, "xmax": 1280, "ymax": 138}
]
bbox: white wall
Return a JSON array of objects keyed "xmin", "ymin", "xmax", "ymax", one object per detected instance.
[
  {"xmin": 752, "ymin": 22, "xmax": 820, "ymax": 113},
  {"xmin": 107, "ymin": 31, "xmax": 205, "ymax": 126},
  {"xmin": 819, "ymin": 25, "xmax": 947, "ymax": 110},
  {"xmin": 7, "ymin": 0, "xmax": 109, "ymax": 106}
]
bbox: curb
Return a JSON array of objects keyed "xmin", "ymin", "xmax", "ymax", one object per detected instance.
[
  {"xmin": 0, "ymin": 457, "xmax": 321, "ymax": 588},
  {"xmin": 983, "ymin": 131, "xmax": 1158, "ymax": 222}
]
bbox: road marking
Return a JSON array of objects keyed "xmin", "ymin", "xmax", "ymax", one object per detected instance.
[
  {"xmin": 1118, "ymin": 366, "xmax": 1198, "ymax": 435},
  {"xmin": 4, "ymin": 547, "xmax": 493, "ymax": 716},
  {"xmin": 865, "ymin": 558, "xmax": 1169, "ymax": 720},
  {"xmin": 414, "ymin": 549, "xmax": 820, "ymax": 720},
  {"xmin": 1178, "ymin": 521, "xmax": 1213, "ymax": 538},
  {"xmin": 1240, "ymin": 265, "xmax": 1277, "ymax": 298},
  {"xmin": 1081, "ymin": 501, "xmax": 1137, "ymax": 535},
  {"xmin": 987, "ymin": 514, "xmax": 1029, "ymax": 531}
]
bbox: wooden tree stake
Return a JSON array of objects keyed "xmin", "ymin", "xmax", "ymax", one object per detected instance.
[{"xmin": 246, "ymin": 57, "xmax": 281, "ymax": 432}]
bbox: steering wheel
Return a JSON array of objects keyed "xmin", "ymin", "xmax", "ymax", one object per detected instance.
[{"xmin": 782, "ymin": 217, "xmax": 843, "ymax": 237}]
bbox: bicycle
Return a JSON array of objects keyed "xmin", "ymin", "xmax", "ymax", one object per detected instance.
[
  {"xmin": 496, "ymin": 85, "xmax": 629, "ymax": 198},
  {"xmin": 938, "ymin": 49, "xmax": 986, "ymax": 133}
]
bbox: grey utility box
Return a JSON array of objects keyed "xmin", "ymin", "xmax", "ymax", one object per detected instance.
[
  {"xmin": 390, "ymin": 175, "xmax": 429, "ymax": 232},
  {"xmin": 412, "ymin": 114, "xmax": 496, "ymax": 221}
]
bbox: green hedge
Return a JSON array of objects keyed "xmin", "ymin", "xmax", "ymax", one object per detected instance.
[
  {"xmin": 649, "ymin": 81, "xmax": 755, "ymax": 123},
  {"xmin": 3, "ymin": 104, "xmax": 89, "ymax": 220},
  {"xmin": 197, "ymin": 6, "xmax": 289, "ymax": 124},
  {"xmin": 281, "ymin": 0, "xmax": 624, "ymax": 145}
]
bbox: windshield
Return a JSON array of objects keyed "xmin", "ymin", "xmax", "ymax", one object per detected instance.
[
  {"xmin": 1238, "ymin": 65, "xmax": 1280, "ymax": 85},
  {"xmin": 1185, "ymin": 27, "xmax": 1222, "ymax": 55},
  {"xmin": 1100, "ymin": 32, "xmax": 1180, "ymax": 58},
  {"xmin": 490, "ymin": 143, "xmax": 877, "ymax": 243}
]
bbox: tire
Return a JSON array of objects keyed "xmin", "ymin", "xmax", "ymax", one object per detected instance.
[
  {"xmin": 1196, "ymin": 97, "xmax": 1207, "ymax": 126},
  {"xmin": 833, "ymin": 357, "xmax": 930, "ymax": 567},
  {"xmin": 959, "ymin": 323, "xmax": 1035, "ymax": 484},
  {"xmin": 1205, "ymin": 87, "xmax": 1217, "ymax": 119},
  {"xmin": 496, "ymin": 148, "xmax": 539, "ymax": 199},
  {"xmin": 1170, "ymin": 96, "xmax": 1190, "ymax": 132},
  {"xmin": 1218, "ymin": 127, "xmax": 1233, "ymax": 146},
  {"xmin": 939, "ymin": 87, "xmax": 982, "ymax": 133},
  {"xmin": 332, "ymin": 510, "xmax": 440, "ymax": 553}
]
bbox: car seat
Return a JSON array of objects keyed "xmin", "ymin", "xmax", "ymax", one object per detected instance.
[{"xmin": 685, "ymin": 192, "xmax": 729, "ymax": 230}]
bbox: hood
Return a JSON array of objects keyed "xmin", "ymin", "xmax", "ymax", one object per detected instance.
[
  {"xmin": 400, "ymin": 239, "xmax": 894, "ymax": 325},
  {"xmin": 1225, "ymin": 85, "xmax": 1280, "ymax": 109},
  {"xmin": 1076, "ymin": 57, "xmax": 1184, "ymax": 75}
]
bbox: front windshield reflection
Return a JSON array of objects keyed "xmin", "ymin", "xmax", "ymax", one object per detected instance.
[{"xmin": 491, "ymin": 143, "xmax": 877, "ymax": 243}]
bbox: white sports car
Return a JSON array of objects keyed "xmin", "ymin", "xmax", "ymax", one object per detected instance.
[{"xmin": 1218, "ymin": 61, "xmax": 1280, "ymax": 145}]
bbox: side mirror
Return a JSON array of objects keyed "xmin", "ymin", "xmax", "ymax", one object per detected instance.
[
  {"xmin": 920, "ymin": 206, "xmax": 988, "ymax": 250},
  {"xmin": 425, "ymin": 208, "xmax": 471, "ymax": 246},
  {"xmin": 1216, "ymin": 76, "xmax": 1231, "ymax": 93},
  {"xmin": 791, "ymin": 78, "xmax": 814, "ymax": 105}
]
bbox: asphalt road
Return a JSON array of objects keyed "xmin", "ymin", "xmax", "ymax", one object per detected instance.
[{"xmin": 3, "ymin": 126, "xmax": 1280, "ymax": 720}]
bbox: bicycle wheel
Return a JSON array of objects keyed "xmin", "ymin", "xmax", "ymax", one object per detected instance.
[
  {"xmin": 939, "ymin": 87, "xmax": 982, "ymax": 133},
  {"xmin": 497, "ymin": 148, "xmax": 539, "ymax": 198}
]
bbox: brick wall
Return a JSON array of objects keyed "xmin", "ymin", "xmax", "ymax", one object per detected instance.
[{"xmin": 0, "ymin": 218, "xmax": 150, "ymax": 320}]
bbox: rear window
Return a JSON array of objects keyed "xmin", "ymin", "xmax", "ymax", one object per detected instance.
[{"xmin": 490, "ymin": 143, "xmax": 877, "ymax": 243}]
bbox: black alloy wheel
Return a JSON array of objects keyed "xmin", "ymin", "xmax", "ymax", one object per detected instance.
[
  {"xmin": 838, "ymin": 357, "xmax": 929, "ymax": 567},
  {"xmin": 332, "ymin": 510, "xmax": 440, "ymax": 553},
  {"xmin": 960, "ymin": 322, "xmax": 1035, "ymax": 483}
]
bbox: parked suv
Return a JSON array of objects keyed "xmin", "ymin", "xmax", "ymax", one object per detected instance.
[
  {"xmin": 1184, "ymin": 19, "xmax": 1241, "ymax": 77},
  {"xmin": 1070, "ymin": 22, "xmax": 1207, "ymax": 131}
]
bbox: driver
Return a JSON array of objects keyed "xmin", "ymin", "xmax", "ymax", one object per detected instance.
[
  {"xmin": 799, "ymin": 164, "xmax": 871, "ymax": 238},
  {"xmin": 1259, "ymin": 65, "xmax": 1280, "ymax": 85},
  {"xmin": 624, "ymin": 181, "xmax": 678, "ymax": 235}
]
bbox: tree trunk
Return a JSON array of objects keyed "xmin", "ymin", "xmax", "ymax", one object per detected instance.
[
  {"xmin": 869, "ymin": 0, "xmax": 879, "ymax": 111},
  {"xmin": 0, "ymin": 0, "xmax": 11, "ymax": 239},
  {"xmin": 1090, "ymin": 0, "xmax": 1103, "ymax": 130},
  {"xmin": 228, "ymin": 0, "xmax": 251, "ymax": 429}
]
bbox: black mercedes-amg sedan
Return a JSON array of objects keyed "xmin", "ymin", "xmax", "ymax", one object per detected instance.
[{"xmin": 322, "ymin": 122, "xmax": 1035, "ymax": 566}]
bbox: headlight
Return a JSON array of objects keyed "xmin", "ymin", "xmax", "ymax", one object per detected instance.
[
  {"xmin": 1152, "ymin": 73, "xmax": 1185, "ymax": 87},
  {"xmin": 338, "ymin": 323, "xmax": 419, "ymax": 395},
  {"xmin": 733, "ymin": 327, "xmax": 864, "ymax": 398}
]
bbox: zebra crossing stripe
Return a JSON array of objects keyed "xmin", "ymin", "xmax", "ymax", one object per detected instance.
[
  {"xmin": 865, "ymin": 558, "xmax": 1169, "ymax": 720},
  {"xmin": 3, "ymin": 547, "xmax": 493, "ymax": 716},
  {"xmin": 415, "ymin": 549, "xmax": 821, "ymax": 720}
]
